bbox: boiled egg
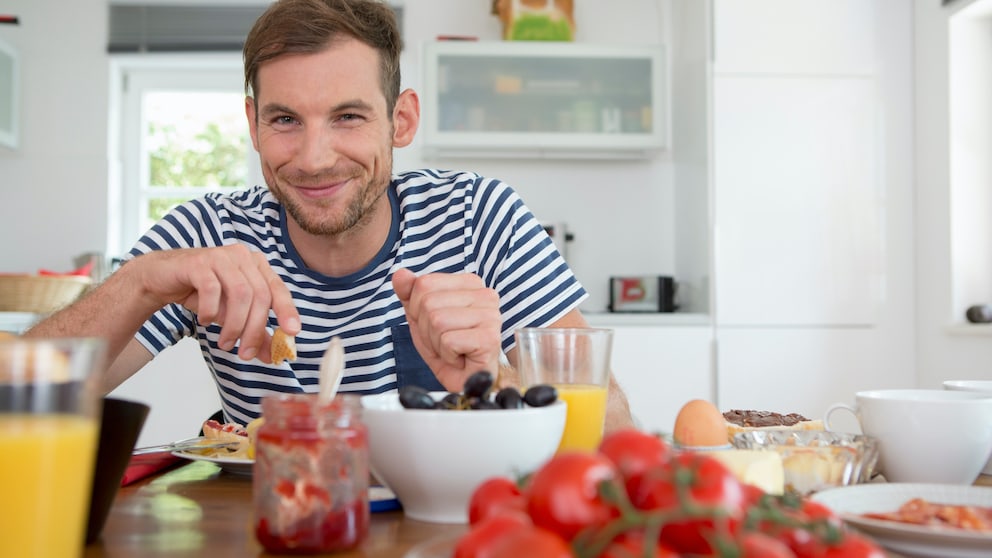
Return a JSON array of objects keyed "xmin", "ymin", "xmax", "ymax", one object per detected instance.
[{"xmin": 673, "ymin": 399, "xmax": 729, "ymax": 448}]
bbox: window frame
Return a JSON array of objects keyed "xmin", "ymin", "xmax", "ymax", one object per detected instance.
[{"xmin": 108, "ymin": 54, "xmax": 262, "ymax": 257}]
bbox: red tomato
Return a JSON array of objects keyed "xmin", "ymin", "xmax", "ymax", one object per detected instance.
[
  {"xmin": 597, "ymin": 428, "xmax": 672, "ymax": 481},
  {"xmin": 626, "ymin": 451, "xmax": 746, "ymax": 555},
  {"xmin": 526, "ymin": 452, "xmax": 623, "ymax": 541},
  {"xmin": 468, "ymin": 477, "xmax": 525, "ymax": 526},
  {"xmin": 453, "ymin": 510, "xmax": 531, "ymax": 558},
  {"xmin": 487, "ymin": 525, "xmax": 574, "ymax": 558},
  {"xmin": 597, "ymin": 530, "xmax": 680, "ymax": 558},
  {"xmin": 739, "ymin": 531, "xmax": 797, "ymax": 558},
  {"xmin": 821, "ymin": 533, "xmax": 886, "ymax": 558}
]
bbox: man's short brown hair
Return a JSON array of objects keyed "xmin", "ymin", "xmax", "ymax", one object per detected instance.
[{"xmin": 243, "ymin": 0, "xmax": 403, "ymax": 113}]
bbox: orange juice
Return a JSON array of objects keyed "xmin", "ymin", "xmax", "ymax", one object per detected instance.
[
  {"xmin": 0, "ymin": 414, "xmax": 99, "ymax": 558},
  {"xmin": 554, "ymin": 384, "xmax": 608, "ymax": 452}
]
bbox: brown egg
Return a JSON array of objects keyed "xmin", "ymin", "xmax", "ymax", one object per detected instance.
[{"xmin": 673, "ymin": 399, "xmax": 729, "ymax": 448}]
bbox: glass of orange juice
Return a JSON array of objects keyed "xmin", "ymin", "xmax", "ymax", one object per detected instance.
[
  {"xmin": 0, "ymin": 337, "xmax": 106, "ymax": 558},
  {"xmin": 514, "ymin": 328, "xmax": 613, "ymax": 453}
]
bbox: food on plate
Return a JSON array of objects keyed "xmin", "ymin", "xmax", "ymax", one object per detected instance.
[
  {"xmin": 672, "ymin": 399, "xmax": 729, "ymax": 447},
  {"xmin": 454, "ymin": 428, "xmax": 885, "ymax": 557},
  {"xmin": 270, "ymin": 327, "xmax": 297, "ymax": 363},
  {"xmin": 724, "ymin": 409, "xmax": 824, "ymax": 442},
  {"xmin": 862, "ymin": 498, "xmax": 992, "ymax": 532},
  {"xmin": 200, "ymin": 419, "xmax": 250, "ymax": 459}
]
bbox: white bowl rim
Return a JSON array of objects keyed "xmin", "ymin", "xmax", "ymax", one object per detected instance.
[
  {"xmin": 943, "ymin": 380, "xmax": 992, "ymax": 391},
  {"xmin": 855, "ymin": 389, "xmax": 992, "ymax": 403},
  {"xmin": 360, "ymin": 391, "xmax": 566, "ymax": 416}
]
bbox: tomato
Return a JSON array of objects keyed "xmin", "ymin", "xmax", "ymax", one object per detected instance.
[
  {"xmin": 626, "ymin": 451, "xmax": 746, "ymax": 555},
  {"xmin": 597, "ymin": 428, "xmax": 672, "ymax": 482},
  {"xmin": 738, "ymin": 531, "xmax": 797, "ymax": 558},
  {"xmin": 453, "ymin": 510, "xmax": 531, "ymax": 558},
  {"xmin": 468, "ymin": 477, "xmax": 525, "ymax": 525},
  {"xmin": 820, "ymin": 533, "xmax": 886, "ymax": 558},
  {"xmin": 526, "ymin": 452, "xmax": 623, "ymax": 541},
  {"xmin": 597, "ymin": 530, "xmax": 680, "ymax": 558},
  {"xmin": 486, "ymin": 525, "xmax": 574, "ymax": 558}
]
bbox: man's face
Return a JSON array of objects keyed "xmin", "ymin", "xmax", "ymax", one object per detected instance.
[{"xmin": 246, "ymin": 39, "xmax": 403, "ymax": 237}]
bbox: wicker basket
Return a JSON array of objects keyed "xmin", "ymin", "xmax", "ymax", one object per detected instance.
[{"xmin": 0, "ymin": 275, "xmax": 93, "ymax": 313}]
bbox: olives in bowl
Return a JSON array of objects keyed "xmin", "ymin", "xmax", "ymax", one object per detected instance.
[
  {"xmin": 398, "ymin": 371, "xmax": 558, "ymax": 411},
  {"xmin": 360, "ymin": 372, "xmax": 566, "ymax": 523}
]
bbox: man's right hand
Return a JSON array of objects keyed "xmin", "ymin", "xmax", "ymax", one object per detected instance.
[{"xmin": 130, "ymin": 245, "xmax": 300, "ymax": 362}]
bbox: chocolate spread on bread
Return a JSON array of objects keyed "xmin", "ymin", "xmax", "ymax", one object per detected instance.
[{"xmin": 723, "ymin": 409, "xmax": 811, "ymax": 428}]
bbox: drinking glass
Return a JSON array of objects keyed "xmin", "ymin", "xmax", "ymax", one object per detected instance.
[
  {"xmin": 0, "ymin": 337, "xmax": 106, "ymax": 558},
  {"xmin": 515, "ymin": 328, "xmax": 613, "ymax": 452}
]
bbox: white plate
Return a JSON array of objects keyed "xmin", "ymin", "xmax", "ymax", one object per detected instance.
[
  {"xmin": 171, "ymin": 437, "xmax": 253, "ymax": 476},
  {"xmin": 811, "ymin": 483, "xmax": 992, "ymax": 558}
]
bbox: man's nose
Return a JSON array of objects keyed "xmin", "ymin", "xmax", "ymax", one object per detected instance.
[{"xmin": 296, "ymin": 125, "xmax": 339, "ymax": 174}]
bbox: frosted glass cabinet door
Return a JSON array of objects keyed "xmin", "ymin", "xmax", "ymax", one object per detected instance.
[
  {"xmin": 422, "ymin": 41, "xmax": 666, "ymax": 158},
  {"xmin": 713, "ymin": 76, "xmax": 881, "ymax": 326}
]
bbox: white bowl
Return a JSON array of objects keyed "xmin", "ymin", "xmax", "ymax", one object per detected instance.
[
  {"xmin": 360, "ymin": 392, "xmax": 566, "ymax": 523},
  {"xmin": 944, "ymin": 380, "xmax": 992, "ymax": 475}
]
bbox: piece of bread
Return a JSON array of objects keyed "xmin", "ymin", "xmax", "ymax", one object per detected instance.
[
  {"xmin": 271, "ymin": 328, "xmax": 297, "ymax": 363},
  {"xmin": 723, "ymin": 409, "xmax": 824, "ymax": 443}
]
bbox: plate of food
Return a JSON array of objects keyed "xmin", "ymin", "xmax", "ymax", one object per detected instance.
[
  {"xmin": 811, "ymin": 483, "xmax": 992, "ymax": 558},
  {"xmin": 170, "ymin": 436, "xmax": 254, "ymax": 476}
]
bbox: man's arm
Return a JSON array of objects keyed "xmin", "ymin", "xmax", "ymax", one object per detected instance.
[{"xmin": 26, "ymin": 246, "xmax": 301, "ymax": 388}]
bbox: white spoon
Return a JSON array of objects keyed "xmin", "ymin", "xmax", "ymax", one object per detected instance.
[{"xmin": 318, "ymin": 336, "xmax": 345, "ymax": 404}]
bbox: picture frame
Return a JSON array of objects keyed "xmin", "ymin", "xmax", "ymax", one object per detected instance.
[{"xmin": 0, "ymin": 35, "xmax": 19, "ymax": 149}]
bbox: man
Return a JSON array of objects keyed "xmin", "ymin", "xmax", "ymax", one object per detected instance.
[{"xmin": 27, "ymin": 0, "xmax": 633, "ymax": 430}]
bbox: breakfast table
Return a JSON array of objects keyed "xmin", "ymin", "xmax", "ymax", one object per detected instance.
[
  {"xmin": 84, "ymin": 460, "xmax": 992, "ymax": 558},
  {"xmin": 83, "ymin": 460, "xmax": 466, "ymax": 557}
]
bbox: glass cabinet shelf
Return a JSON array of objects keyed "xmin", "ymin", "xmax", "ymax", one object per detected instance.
[{"xmin": 421, "ymin": 41, "xmax": 667, "ymax": 159}]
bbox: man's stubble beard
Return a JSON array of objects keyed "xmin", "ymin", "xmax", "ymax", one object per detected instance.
[{"xmin": 268, "ymin": 158, "xmax": 392, "ymax": 237}]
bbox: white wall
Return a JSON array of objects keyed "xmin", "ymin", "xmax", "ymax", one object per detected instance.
[
  {"xmin": 914, "ymin": 0, "xmax": 992, "ymax": 386},
  {"xmin": 0, "ymin": 0, "xmax": 110, "ymax": 273}
]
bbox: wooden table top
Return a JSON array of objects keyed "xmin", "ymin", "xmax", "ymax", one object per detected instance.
[
  {"xmin": 83, "ymin": 460, "xmax": 466, "ymax": 557},
  {"xmin": 84, "ymin": 461, "xmax": 992, "ymax": 558}
]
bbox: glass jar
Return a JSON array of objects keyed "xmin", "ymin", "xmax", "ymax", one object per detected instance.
[{"xmin": 253, "ymin": 394, "xmax": 369, "ymax": 554}]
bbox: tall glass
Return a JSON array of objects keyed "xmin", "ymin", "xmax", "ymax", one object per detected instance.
[
  {"xmin": 0, "ymin": 337, "xmax": 106, "ymax": 558},
  {"xmin": 515, "ymin": 328, "xmax": 613, "ymax": 452}
]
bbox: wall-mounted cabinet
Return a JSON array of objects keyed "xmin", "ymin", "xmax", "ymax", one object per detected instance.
[{"xmin": 421, "ymin": 41, "xmax": 666, "ymax": 159}]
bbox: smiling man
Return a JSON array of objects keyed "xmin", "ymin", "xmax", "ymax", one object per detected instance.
[{"xmin": 26, "ymin": 0, "xmax": 633, "ymax": 432}]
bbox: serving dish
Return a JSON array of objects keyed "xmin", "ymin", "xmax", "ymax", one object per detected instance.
[{"xmin": 811, "ymin": 483, "xmax": 992, "ymax": 558}]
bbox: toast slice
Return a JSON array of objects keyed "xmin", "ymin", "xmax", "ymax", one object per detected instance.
[{"xmin": 270, "ymin": 328, "xmax": 297, "ymax": 363}]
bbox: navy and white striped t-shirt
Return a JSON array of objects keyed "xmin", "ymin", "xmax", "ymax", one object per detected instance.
[{"xmin": 127, "ymin": 169, "xmax": 587, "ymax": 425}]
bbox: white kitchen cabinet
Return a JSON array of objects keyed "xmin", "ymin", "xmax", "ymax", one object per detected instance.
[
  {"xmin": 712, "ymin": 0, "xmax": 881, "ymax": 327},
  {"xmin": 421, "ymin": 40, "xmax": 666, "ymax": 158},
  {"xmin": 607, "ymin": 325, "xmax": 714, "ymax": 434},
  {"xmin": 716, "ymin": 328, "xmax": 912, "ymax": 428}
]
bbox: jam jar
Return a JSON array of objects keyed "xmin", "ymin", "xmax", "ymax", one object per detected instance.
[{"xmin": 253, "ymin": 394, "xmax": 369, "ymax": 554}]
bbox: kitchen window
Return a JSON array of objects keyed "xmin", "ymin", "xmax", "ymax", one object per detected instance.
[{"xmin": 110, "ymin": 57, "xmax": 261, "ymax": 257}]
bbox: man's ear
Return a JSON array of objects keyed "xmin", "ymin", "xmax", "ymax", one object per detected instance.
[{"xmin": 392, "ymin": 88, "xmax": 420, "ymax": 148}]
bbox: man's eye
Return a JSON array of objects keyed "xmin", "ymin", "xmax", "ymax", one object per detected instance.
[{"xmin": 271, "ymin": 116, "xmax": 296, "ymax": 126}]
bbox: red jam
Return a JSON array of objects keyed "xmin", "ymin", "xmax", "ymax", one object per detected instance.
[{"xmin": 253, "ymin": 394, "xmax": 369, "ymax": 554}]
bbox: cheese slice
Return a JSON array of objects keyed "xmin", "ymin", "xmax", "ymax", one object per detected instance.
[{"xmin": 708, "ymin": 449, "xmax": 785, "ymax": 495}]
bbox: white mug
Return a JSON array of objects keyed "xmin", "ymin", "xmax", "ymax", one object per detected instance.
[
  {"xmin": 944, "ymin": 380, "xmax": 992, "ymax": 475},
  {"xmin": 824, "ymin": 389, "xmax": 992, "ymax": 484}
]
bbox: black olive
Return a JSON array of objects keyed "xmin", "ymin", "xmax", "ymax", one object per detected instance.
[
  {"xmin": 398, "ymin": 385, "xmax": 436, "ymax": 410},
  {"xmin": 966, "ymin": 304, "xmax": 992, "ymax": 323},
  {"xmin": 438, "ymin": 392, "xmax": 468, "ymax": 410},
  {"xmin": 463, "ymin": 370, "xmax": 494, "ymax": 399},
  {"xmin": 494, "ymin": 387, "xmax": 524, "ymax": 409},
  {"xmin": 523, "ymin": 384, "xmax": 558, "ymax": 407},
  {"xmin": 470, "ymin": 398, "xmax": 499, "ymax": 410}
]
